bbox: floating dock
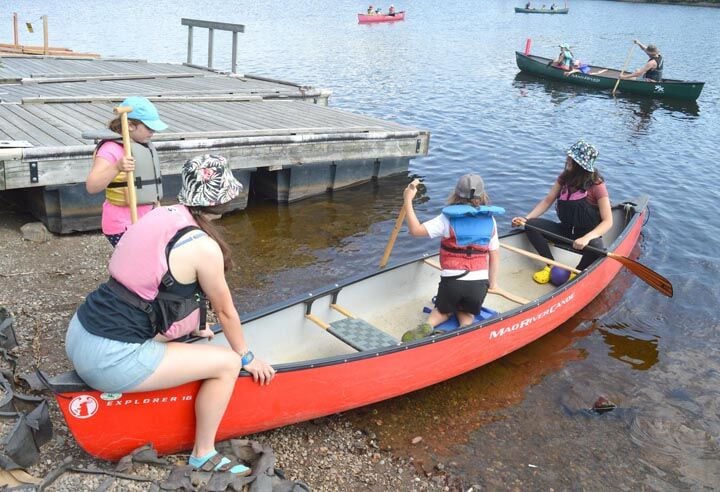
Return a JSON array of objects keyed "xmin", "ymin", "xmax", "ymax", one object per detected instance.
[
  {"xmin": 0, "ymin": 18, "xmax": 428, "ymax": 232},
  {"xmin": 0, "ymin": 55, "xmax": 429, "ymax": 233}
]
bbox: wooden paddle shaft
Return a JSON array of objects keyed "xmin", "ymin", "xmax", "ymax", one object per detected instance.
[
  {"xmin": 114, "ymin": 105, "xmax": 138, "ymax": 224},
  {"xmin": 500, "ymin": 242, "xmax": 581, "ymax": 274},
  {"xmin": 379, "ymin": 178, "xmax": 421, "ymax": 268},
  {"xmin": 612, "ymin": 44, "xmax": 635, "ymax": 96}
]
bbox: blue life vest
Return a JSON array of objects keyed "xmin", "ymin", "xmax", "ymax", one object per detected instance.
[{"xmin": 441, "ymin": 205, "xmax": 505, "ymax": 246}]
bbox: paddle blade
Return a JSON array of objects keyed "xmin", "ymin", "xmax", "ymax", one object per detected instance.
[{"xmin": 606, "ymin": 253, "xmax": 673, "ymax": 297}]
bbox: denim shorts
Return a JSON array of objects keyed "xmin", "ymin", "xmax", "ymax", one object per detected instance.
[{"xmin": 65, "ymin": 314, "xmax": 166, "ymax": 393}]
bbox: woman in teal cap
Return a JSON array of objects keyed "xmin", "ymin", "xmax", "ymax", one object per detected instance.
[
  {"xmin": 85, "ymin": 96, "xmax": 167, "ymax": 246},
  {"xmin": 511, "ymin": 140, "xmax": 613, "ymax": 284},
  {"xmin": 552, "ymin": 43, "xmax": 574, "ymax": 71}
]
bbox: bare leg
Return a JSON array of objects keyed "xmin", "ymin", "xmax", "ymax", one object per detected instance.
[
  {"xmin": 456, "ymin": 311, "xmax": 476, "ymax": 327},
  {"xmin": 427, "ymin": 308, "xmax": 450, "ymax": 327},
  {"xmin": 131, "ymin": 343, "xmax": 242, "ymax": 458}
]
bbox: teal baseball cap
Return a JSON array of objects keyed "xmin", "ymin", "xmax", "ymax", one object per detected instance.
[{"xmin": 121, "ymin": 96, "xmax": 168, "ymax": 132}]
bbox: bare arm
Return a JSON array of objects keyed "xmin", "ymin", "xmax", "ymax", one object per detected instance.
[
  {"xmin": 86, "ymin": 154, "xmax": 136, "ymax": 194},
  {"xmin": 620, "ymin": 59, "xmax": 656, "ymax": 80},
  {"xmin": 403, "ymin": 184, "xmax": 429, "ymax": 237},
  {"xmin": 194, "ymin": 238, "xmax": 275, "ymax": 384}
]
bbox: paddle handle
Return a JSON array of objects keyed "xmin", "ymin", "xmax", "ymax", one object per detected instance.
[
  {"xmin": 612, "ymin": 44, "xmax": 635, "ymax": 96},
  {"xmin": 379, "ymin": 179, "xmax": 421, "ymax": 268},
  {"xmin": 500, "ymin": 242, "xmax": 581, "ymax": 274},
  {"xmin": 114, "ymin": 105, "xmax": 138, "ymax": 224}
]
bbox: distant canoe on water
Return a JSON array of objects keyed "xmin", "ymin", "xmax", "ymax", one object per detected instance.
[
  {"xmin": 43, "ymin": 197, "xmax": 651, "ymax": 460},
  {"xmin": 358, "ymin": 11, "xmax": 405, "ymax": 23},
  {"xmin": 515, "ymin": 51, "xmax": 704, "ymax": 101},
  {"xmin": 515, "ymin": 7, "xmax": 569, "ymax": 14}
]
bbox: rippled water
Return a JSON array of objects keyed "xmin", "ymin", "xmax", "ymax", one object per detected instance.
[{"xmin": 5, "ymin": 0, "xmax": 719, "ymax": 487}]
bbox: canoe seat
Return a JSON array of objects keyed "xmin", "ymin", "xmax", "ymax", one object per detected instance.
[{"xmin": 328, "ymin": 318, "xmax": 399, "ymax": 352}]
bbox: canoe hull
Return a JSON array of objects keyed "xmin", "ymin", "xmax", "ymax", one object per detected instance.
[
  {"xmin": 51, "ymin": 200, "xmax": 647, "ymax": 461},
  {"xmin": 358, "ymin": 12, "xmax": 405, "ymax": 23},
  {"xmin": 516, "ymin": 51, "xmax": 704, "ymax": 101},
  {"xmin": 514, "ymin": 7, "xmax": 569, "ymax": 14}
]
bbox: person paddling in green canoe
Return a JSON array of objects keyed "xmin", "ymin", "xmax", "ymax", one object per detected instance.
[{"xmin": 620, "ymin": 40, "xmax": 664, "ymax": 82}]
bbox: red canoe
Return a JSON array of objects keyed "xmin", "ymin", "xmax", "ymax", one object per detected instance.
[
  {"xmin": 358, "ymin": 11, "xmax": 405, "ymax": 23},
  {"xmin": 44, "ymin": 196, "xmax": 652, "ymax": 460}
]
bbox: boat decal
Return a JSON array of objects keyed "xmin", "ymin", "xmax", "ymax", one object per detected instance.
[
  {"xmin": 654, "ymin": 85, "xmax": 664, "ymax": 93},
  {"xmin": 100, "ymin": 392, "xmax": 122, "ymax": 401},
  {"xmin": 104, "ymin": 395, "xmax": 194, "ymax": 407},
  {"xmin": 69, "ymin": 395, "xmax": 99, "ymax": 419},
  {"xmin": 489, "ymin": 292, "xmax": 575, "ymax": 339},
  {"xmin": 572, "ymin": 75, "xmax": 602, "ymax": 84}
]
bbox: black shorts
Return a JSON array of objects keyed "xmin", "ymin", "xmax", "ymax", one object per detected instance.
[{"xmin": 435, "ymin": 277, "xmax": 489, "ymax": 315}]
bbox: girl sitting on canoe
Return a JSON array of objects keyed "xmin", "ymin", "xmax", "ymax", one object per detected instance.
[
  {"xmin": 552, "ymin": 43, "xmax": 574, "ymax": 71},
  {"xmin": 85, "ymin": 96, "xmax": 167, "ymax": 247},
  {"xmin": 66, "ymin": 155, "xmax": 275, "ymax": 474},
  {"xmin": 511, "ymin": 140, "xmax": 613, "ymax": 284},
  {"xmin": 400, "ymin": 174, "xmax": 501, "ymax": 341}
]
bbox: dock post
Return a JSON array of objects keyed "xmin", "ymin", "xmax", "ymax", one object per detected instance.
[
  {"xmin": 186, "ymin": 25, "xmax": 194, "ymax": 64},
  {"xmin": 207, "ymin": 28, "xmax": 214, "ymax": 69},
  {"xmin": 42, "ymin": 15, "xmax": 48, "ymax": 55},
  {"xmin": 231, "ymin": 31, "xmax": 238, "ymax": 73},
  {"xmin": 13, "ymin": 12, "xmax": 19, "ymax": 47}
]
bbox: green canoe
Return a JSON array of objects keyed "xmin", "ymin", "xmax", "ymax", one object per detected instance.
[
  {"xmin": 514, "ymin": 7, "xmax": 569, "ymax": 14},
  {"xmin": 515, "ymin": 52, "xmax": 704, "ymax": 101}
]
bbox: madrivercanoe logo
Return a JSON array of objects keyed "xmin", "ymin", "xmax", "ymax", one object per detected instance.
[{"xmin": 69, "ymin": 395, "xmax": 99, "ymax": 419}]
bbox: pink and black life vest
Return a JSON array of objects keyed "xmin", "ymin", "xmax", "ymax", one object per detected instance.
[
  {"xmin": 108, "ymin": 205, "xmax": 205, "ymax": 340},
  {"xmin": 556, "ymin": 185, "xmax": 601, "ymax": 233}
]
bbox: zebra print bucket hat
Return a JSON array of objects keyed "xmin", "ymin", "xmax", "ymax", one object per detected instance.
[{"xmin": 177, "ymin": 154, "xmax": 243, "ymax": 207}]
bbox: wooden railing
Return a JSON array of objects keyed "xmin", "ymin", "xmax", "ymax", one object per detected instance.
[{"xmin": 181, "ymin": 18, "xmax": 245, "ymax": 74}]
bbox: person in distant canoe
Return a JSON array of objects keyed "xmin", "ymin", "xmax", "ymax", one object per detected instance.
[
  {"xmin": 400, "ymin": 174, "xmax": 501, "ymax": 341},
  {"xmin": 375, "ymin": 6, "xmax": 383, "ymax": 14},
  {"xmin": 525, "ymin": 2, "xmax": 532, "ymax": 9},
  {"xmin": 388, "ymin": 5, "xmax": 396, "ymax": 15},
  {"xmin": 550, "ymin": 3, "xmax": 556, "ymax": 10},
  {"xmin": 367, "ymin": 5, "xmax": 374, "ymax": 14},
  {"xmin": 619, "ymin": 40, "xmax": 663, "ymax": 82},
  {"xmin": 552, "ymin": 43, "xmax": 574, "ymax": 71},
  {"xmin": 85, "ymin": 96, "xmax": 166, "ymax": 247},
  {"xmin": 66, "ymin": 154, "xmax": 275, "ymax": 475},
  {"xmin": 511, "ymin": 140, "xmax": 613, "ymax": 284}
]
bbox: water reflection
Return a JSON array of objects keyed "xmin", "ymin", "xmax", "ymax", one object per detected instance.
[
  {"xmin": 597, "ymin": 324, "xmax": 659, "ymax": 371},
  {"xmin": 512, "ymin": 72, "xmax": 701, "ymax": 127},
  {"xmin": 218, "ymin": 174, "xmax": 423, "ymax": 311}
]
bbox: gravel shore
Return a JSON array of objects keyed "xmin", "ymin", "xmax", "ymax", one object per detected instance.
[{"xmin": 0, "ymin": 202, "xmax": 453, "ymax": 491}]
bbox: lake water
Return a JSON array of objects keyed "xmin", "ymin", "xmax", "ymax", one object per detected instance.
[{"xmin": 3, "ymin": 0, "xmax": 719, "ymax": 488}]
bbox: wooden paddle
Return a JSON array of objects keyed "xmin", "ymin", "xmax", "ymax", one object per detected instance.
[
  {"xmin": 522, "ymin": 222, "xmax": 673, "ymax": 297},
  {"xmin": 379, "ymin": 178, "xmax": 421, "ymax": 268},
  {"xmin": 500, "ymin": 242, "xmax": 580, "ymax": 274},
  {"xmin": 612, "ymin": 43, "xmax": 635, "ymax": 96},
  {"xmin": 114, "ymin": 105, "xmax": 138, "ymax": 224}
]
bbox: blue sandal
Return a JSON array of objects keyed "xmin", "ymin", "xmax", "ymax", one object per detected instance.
[{"xmin": 189, "ymin": 450, "xmax": 251, "ymax": 476}]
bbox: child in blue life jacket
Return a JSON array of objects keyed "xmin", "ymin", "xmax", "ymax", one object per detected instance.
[
  {"xmin": 511, "ymin": 140, "xmax": 613, "ymax": 283},
  {"xmin": 401, "ymin": 174, "xmax": 502, "ymax": 341}
]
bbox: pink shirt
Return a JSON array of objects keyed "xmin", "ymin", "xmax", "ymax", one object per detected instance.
[
  {"xmin": 556, "ymin": 176, "xmax": 609, "ymax": 207},
  {"xmin": 96, "ymin": 141, "xmax": 153, "ymax": 235}
]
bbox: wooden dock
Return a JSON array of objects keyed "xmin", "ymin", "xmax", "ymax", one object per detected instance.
[{"xmin": 0, "ymin": 56, "xmax": 429, "ymax": 233}]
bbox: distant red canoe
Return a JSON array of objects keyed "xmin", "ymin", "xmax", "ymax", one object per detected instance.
[{"xmin": 358, "ymin": 11, "xmax": 405, "ymax": 23}]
